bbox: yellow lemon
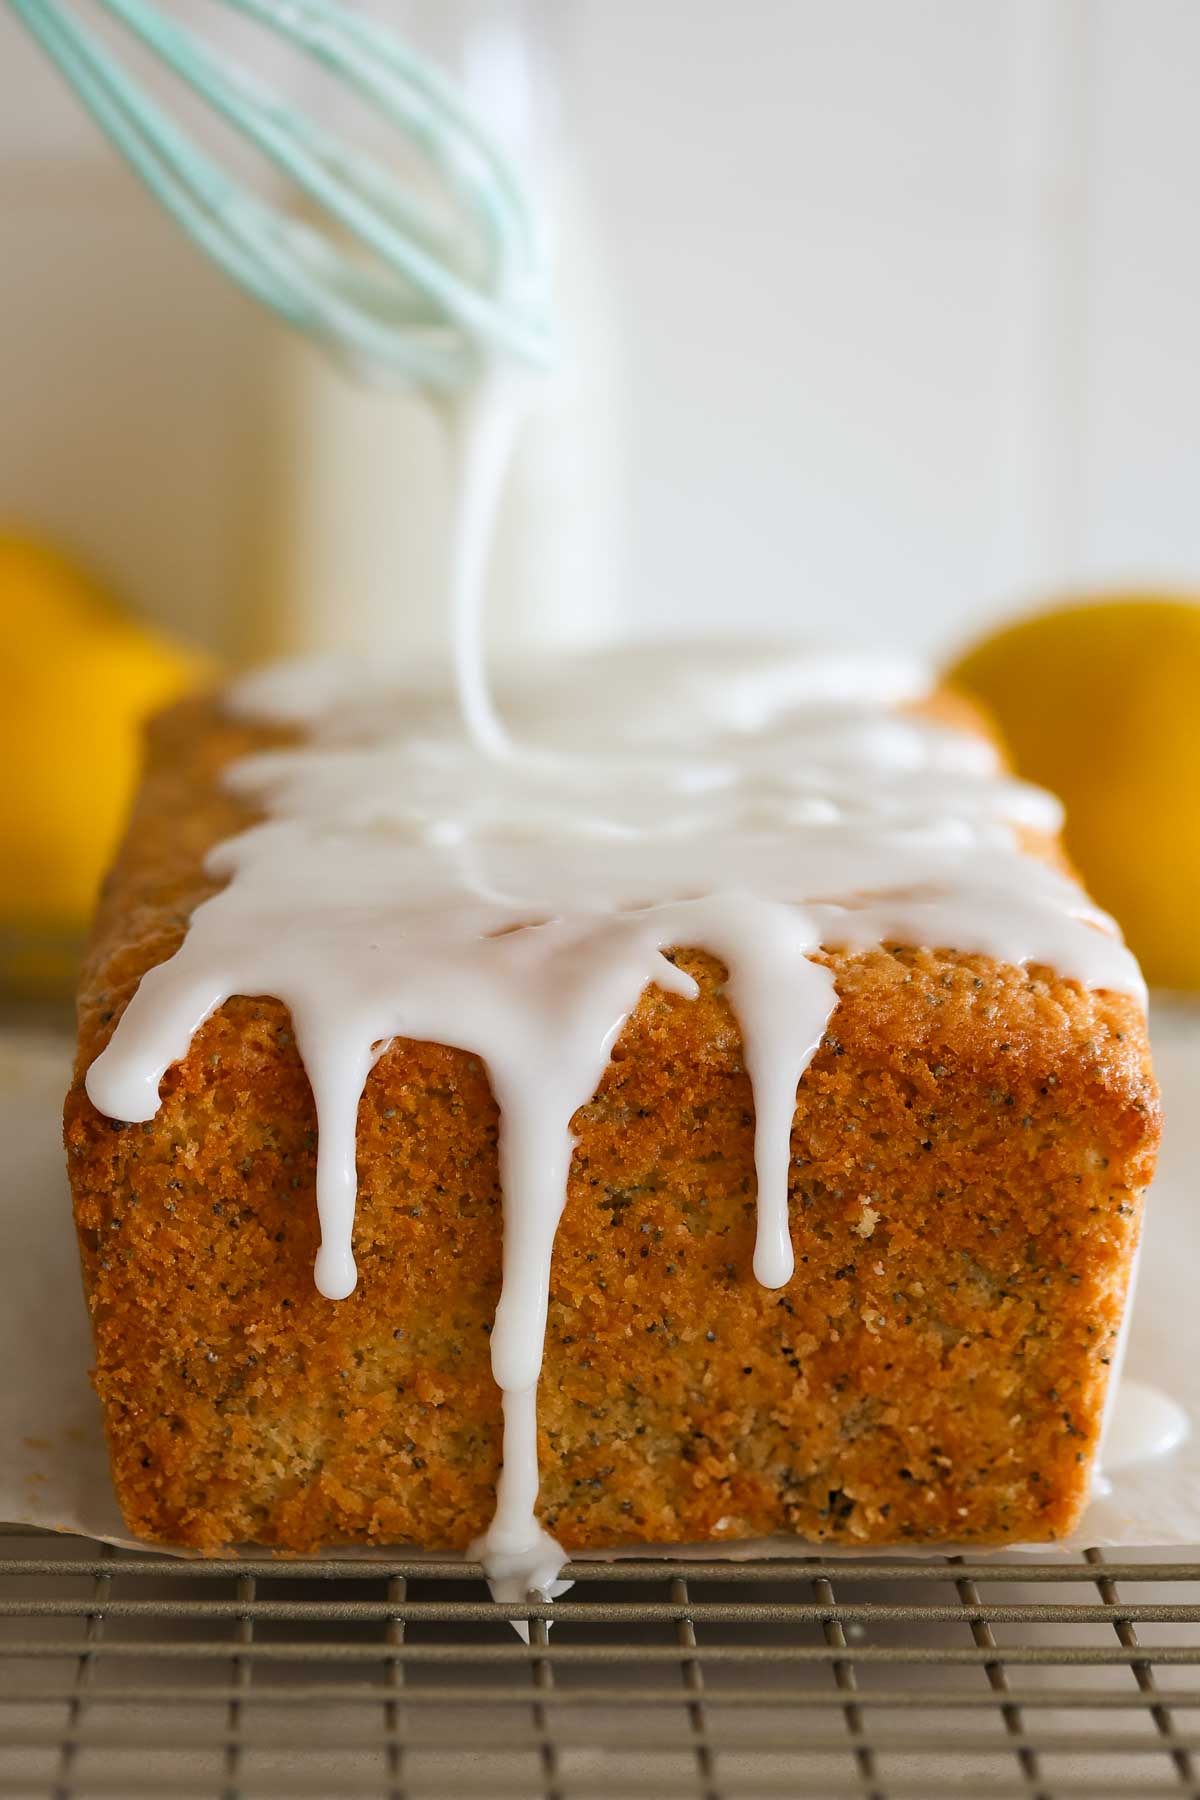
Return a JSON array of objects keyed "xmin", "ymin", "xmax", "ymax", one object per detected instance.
[
  {"xmin": 948, "ymin": 595, "xmax": 1200, "ymax": 990},
  {"xmin": 1, "ymin": 533, "xmax": 212, "ymax": 953}
]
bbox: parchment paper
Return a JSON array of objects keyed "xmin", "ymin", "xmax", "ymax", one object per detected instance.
[{"xmin": 4, "ymin": 1006, "xmax": 1198, "ymax": 1558}]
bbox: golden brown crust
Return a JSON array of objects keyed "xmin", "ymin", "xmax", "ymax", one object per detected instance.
[{"xmin": 64, "ymin": 695, "xmax": 1159, "ymax": 1551}]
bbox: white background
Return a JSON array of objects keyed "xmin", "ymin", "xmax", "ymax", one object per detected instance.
[{"xmin": 2, "ymin": 0, "xmax": 1200, "ymax": 660}]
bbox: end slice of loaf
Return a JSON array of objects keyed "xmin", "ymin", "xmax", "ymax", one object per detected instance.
[{"xmin": 64, "ymin": 695, "xmax": 1158, "ymax": 1551}]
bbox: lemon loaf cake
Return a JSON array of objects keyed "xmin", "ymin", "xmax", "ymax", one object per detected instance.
[{"xmin": 64, "ymin": 649, "xmax": 1158, "ymax": 1565}]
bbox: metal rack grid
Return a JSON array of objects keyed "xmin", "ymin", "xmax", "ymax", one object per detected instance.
[{"xmin": 2, "ymin": 1526, "xmax": 1200, "ymax": 1798}]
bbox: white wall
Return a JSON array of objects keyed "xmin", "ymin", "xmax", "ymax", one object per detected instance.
[
  {"xmin": 2, "ymin": 1, "xmax": 1199, "ymax": 660},
  {"xmin": 566, "ymin": 0, "xmax": 1200, "ymax": 655}
]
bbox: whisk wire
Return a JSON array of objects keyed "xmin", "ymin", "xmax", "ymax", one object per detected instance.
[
  {"xmin": 227, "ymin": 0, "xmax": 540, "ymax": 290},
  {"xmin": 95, "ymin": 0, "xmax": 524, "ymax": 345},
  {"xmin": 227, "ymin": 0, "xmax": 543, "ymax": 268},
  {"xmin": 6, "ymin": 0, "xmax": 552, "ymax": 385},
  {"xmin": 8, "ymin": 0, "xmax": 315, "ymax": 331}
]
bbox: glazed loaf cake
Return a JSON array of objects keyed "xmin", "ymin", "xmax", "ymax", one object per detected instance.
[{"xmin": 64, "ymin": 683, "xmax": 1158, "ymax": 1554}]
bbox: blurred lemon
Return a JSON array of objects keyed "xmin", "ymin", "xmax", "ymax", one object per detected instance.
[
  {"xmin": 2, "ymin": 533, "xmax": 212, "ymax": 954},
  {"xmin": 948, "ymin": 595, "xmax": 1200, "ymax": 990}
]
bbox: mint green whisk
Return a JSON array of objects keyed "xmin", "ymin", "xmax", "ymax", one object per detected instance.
[{"xmin": 7, "ymin": 0, "xmax": 553, "ymax": 388}]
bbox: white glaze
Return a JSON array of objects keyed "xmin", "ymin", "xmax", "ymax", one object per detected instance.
[
  {"xmin": 1101, "ymin": 1379, "xmax": 1190, "ymax": 1475},
  {"xmin": 440, "ymin": 373, "xmax": 530, "ymax": 756},
  {"xmin": 85, "ymin": 628, "xmax": 1147, "ymax": 1593}
]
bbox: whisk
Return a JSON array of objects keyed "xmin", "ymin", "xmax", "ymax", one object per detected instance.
[{"xmin": 7, "ymin": 0, "xmax": 554, "ymax": 388}]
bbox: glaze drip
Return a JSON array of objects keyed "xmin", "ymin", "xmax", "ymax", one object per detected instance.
[{"xmin": 85, "ymin": 641, "xmax": 1145, "ymax": 1592}]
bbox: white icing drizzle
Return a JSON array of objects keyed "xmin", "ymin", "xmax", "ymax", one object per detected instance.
[
  {"xmin": 85, "ymin": 628, "xmax": 1147, "ymax": 1589},
  {"xmin": 1101, "ymin": 1379, "xmax": 1190, "ymax": 1475},
  {"xmin": 440, "ymin": 372, "xmax": 530, "ymax": 757}
]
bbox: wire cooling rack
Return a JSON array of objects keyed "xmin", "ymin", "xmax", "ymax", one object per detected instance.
[{"xmin": 1, "ymin": 1526, "xmax": 1199, "ymax": 1799}]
